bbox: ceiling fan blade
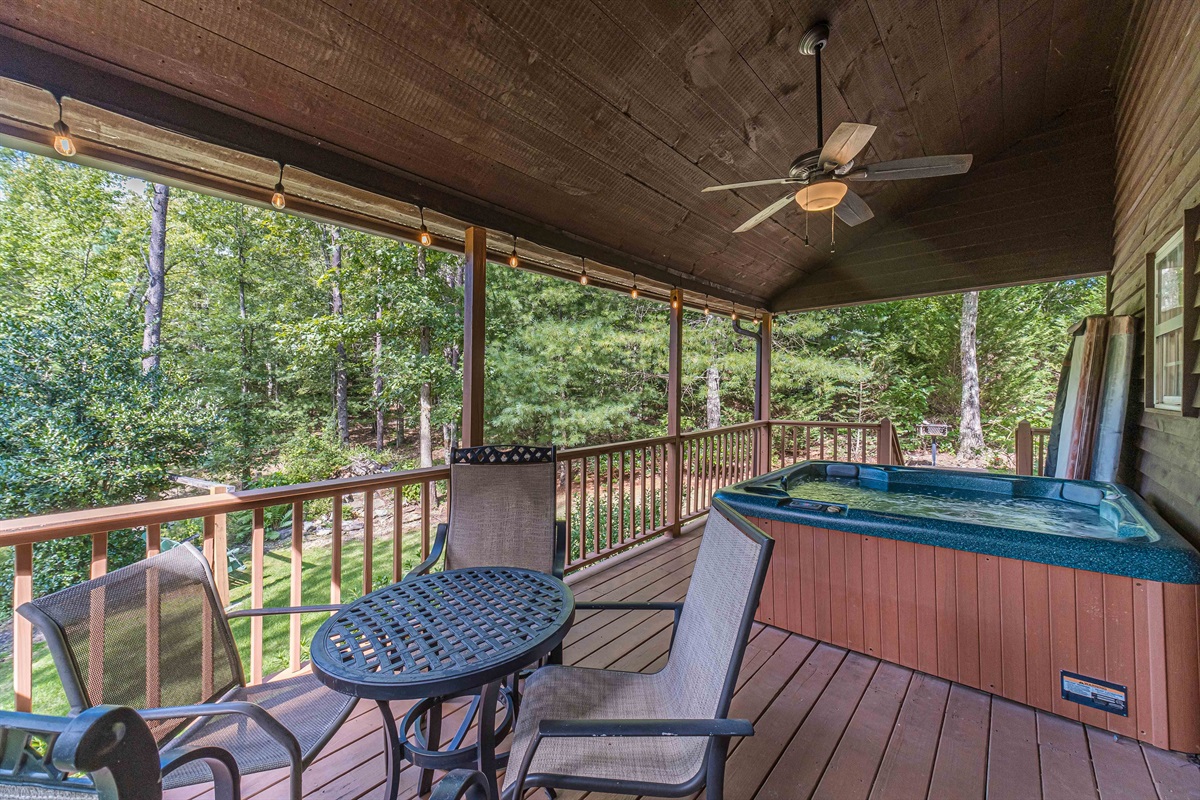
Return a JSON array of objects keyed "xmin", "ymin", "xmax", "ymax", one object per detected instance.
[
  {"xmin": 734, "ymin": 192, "xmax": 796, "ymax": 233},
  {"xmin": 847, "ymin": 154, "xmax": 973, "ymax": 181},
  {"xmin": 834, "ymin": 190, "xmax": 874, "ymax": 227},
  {"xmin": 819, "ymin": 122, "xmax": 877, "ymax": 169},
  {"xmin": 702, "ymin": 177, "xmax": 794, "ymax": 193}
]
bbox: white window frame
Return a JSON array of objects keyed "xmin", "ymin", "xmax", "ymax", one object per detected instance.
[{"xmin": 1153, "ymin": 229, "xmax": 1185, "ymax": 410}]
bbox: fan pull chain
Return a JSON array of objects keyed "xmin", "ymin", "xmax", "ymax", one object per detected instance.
[{"xmin": 830, "ymin": 207, "xmax": 836, "ymax": 253}]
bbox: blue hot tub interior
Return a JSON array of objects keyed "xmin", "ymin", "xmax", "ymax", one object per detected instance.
[{"xmin": 716, "ymin": 461, "xmax": 1200, "ymax": 584}]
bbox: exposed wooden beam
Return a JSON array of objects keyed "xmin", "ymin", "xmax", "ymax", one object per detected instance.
[
  {"xmin": 462, "ymin": 227, "xmax": 487, "ymax": 447},
  {"xmin": 0, "ymin": 30, "xmax": 766, "ymax": 310}
]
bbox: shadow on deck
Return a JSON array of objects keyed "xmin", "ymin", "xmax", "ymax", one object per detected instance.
[{"xmin": 164, "ymin": 524, "xmax": 1200, "ymax": 800}]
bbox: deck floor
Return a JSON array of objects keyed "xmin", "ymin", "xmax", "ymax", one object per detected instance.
[{"xmin": 165, "ymin": 526, "xmax": 1200, "ymax": 800}]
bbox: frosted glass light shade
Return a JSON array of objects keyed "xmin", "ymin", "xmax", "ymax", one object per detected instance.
[{"xmin": 795, "ymin": 181, "xmax": 848, "ymax": 211}]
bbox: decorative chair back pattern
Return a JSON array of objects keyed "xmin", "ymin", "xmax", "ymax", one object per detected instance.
[
  {"xmin": 659, "ymin": 500, "xmax": 773, "ymax": 721},
  {"xmin": 445, "ymin": 445, "xmax": 558, "ymax": 575},
  {"xmin": 19, "ymin": 544, "xmax": 242, "ymax": 744}
]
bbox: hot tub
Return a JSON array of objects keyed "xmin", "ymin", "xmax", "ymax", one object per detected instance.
[{"xmin": 715, "ymin": 462, "xmax": 1200, "ymax": 753}]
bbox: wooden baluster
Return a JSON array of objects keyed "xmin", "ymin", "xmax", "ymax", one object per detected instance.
[
  {"xmin": 250, "ymin": 507, "xmax": 265, "ymax": 685},
  {"xmin": 88, "ymin": 532, "xmax": 108, "ymax": 704},
  {"xmin": 592, "ymin": 456, "xmax": 601, "ymax": 555},
  {"xmin": 289, "ymin": 500, "xmax": 303, "ymax": 672},
  {"xmin": 820, "ymin": 427, "xmax": 826, "ymax": 460},
  {"xmin": 563, "ymin": 462, "xmax": 573, "ymax": 565},
  {"xmin": 331, "ymin": 495, "xmax": 343, "ymax": 604},
  {"xmin": 393, "ymin": 484, "xmax": 403, "ymax": 583},
  {"xmin": 652, "ymin": 445, "xmax": 661, "ymax": 529},
  {"xmin": 146, "ymin": 523, "xmax": 161, "ymax": 706},
  {"xmin": 420, "ymin": 481, "xmax": 431, "ymax": 560},
  {"xmin": 619, "ymin": 450, "xmax": 627, "ymax": 545},
  {"xmin": 13, "ymin": 543, "xmax": 33, "ymax": 711},
  {"xmin": 639, "ymin": 448, "xmax": 647, "ymax": 536},
  {"xmin": 605, "ymin": 452, "xmax": 613, "ymax": 551},
  {"xmin": 363, "ymin": 490, "xmax": 374, "ymax": 595},
  {"xmin": 579, "ymin": 457, "xmax": 588, "ymax": 559}
]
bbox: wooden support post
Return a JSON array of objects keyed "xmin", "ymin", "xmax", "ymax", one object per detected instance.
[
  {"xmin": 209, "ymin": 485, "xmax": 230, "ymax": 606},
  {"xmin": 1015, "ymin": 420, "xmax": 1034, "ymax": 476},
  {"xmin": 462, "ymin": 226, "xmax": 487, "ymax": 448},
  {"xmin": 666, "ymin": 289, "xmax": 683, "ymax": 536},
  {"xmin": 878, "ymin": 418, "xmax": 894, "ymax": 465},
  {"xmin": 755, "ymin": 313, "xmax": 773, "ymax": 475},
  {"xmin": 13, "ymin": 543, "xmax": 32, "ymax": 712}
]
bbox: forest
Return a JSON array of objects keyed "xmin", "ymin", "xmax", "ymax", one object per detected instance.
[{"xmin": 0, "ymin": 147, "xmax": 1105, "ymax": 607}]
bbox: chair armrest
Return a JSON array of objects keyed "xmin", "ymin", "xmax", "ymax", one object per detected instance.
[
  {"xmin": 160, "ymin": 746, "xmax": 242, "ymax": 800},
  {"xmin": 538, "ymin": 717, "xmax": 754, "ymax": 738},
  {"xmin": 142, "ymin": 702, "xmax": 302, "ymax": 768},
  {"xmin": 51, "ymin": 706, "xmax": 162, "ymax": 795},
  {"xmin": 226, "ymin": 604, "xmax": 343, "ymax": 619},
  {"xmin": 403, "ymin": 523, "xmax": 448, "ymax": 581}
]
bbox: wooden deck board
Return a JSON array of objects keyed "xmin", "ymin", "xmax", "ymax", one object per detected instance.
[{"xmin": 166, "ymin": 526, "xmax": 1200, "ymax": 800}]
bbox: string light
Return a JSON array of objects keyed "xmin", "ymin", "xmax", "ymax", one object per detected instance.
[
  {"xmin": 630, "ymin": 281, "xmax": 639, "ymax": 299},
  {"xmin": 671, "ymin": 291, "xmax": 680, "ymax": 311},
  {"xmin": 418, "ymin": 207, "xmax": 432, "ymax": 247},
  {"xmin": 270, "ymin": 163, "xmax": 286, "ymax": 210},
  {"xmin": 579, "ymin": 258, "xmax": 589, "ymax": 285},
  {"xmin": 508, "ymin": 234, "xmax": 519, "ymax": 268},
  {"xmin": 731, "ymin": 305, "xmax": 739, "ymax": 322},
  {"xmin": 52, "ymin": 97, "xmax": 76, "ymax": 158},
  {"xmin": 703, "ymin": 295, "xmax": 711, "ymax": 317}
]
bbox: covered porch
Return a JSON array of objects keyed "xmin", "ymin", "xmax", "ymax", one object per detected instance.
[{"xmin": 1, "ymin": 0, "xmax": 1199, "ymax": 798}]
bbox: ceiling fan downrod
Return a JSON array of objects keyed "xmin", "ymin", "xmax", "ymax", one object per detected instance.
[{"xmin": 799, "ymin": 22, "xmax": 831, "ymax": 149}]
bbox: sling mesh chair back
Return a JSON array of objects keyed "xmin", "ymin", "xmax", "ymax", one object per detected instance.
[
  {"xmin": 0, "ymin": 704, "xmax": 241, "ymax": 800},
  {"xmin": 407, "ymin": 444, "xmax": 565, "ymax": 579},
  {"xmin": 19, "ymin": 543, "xmax": 354, "ymax": 800},
  {"xmin": 433, "ymin": 498, "xmax": 773, "ymax": 800}
]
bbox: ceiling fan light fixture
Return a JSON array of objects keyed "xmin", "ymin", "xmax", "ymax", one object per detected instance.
[{"xmin": 795, "ymin": 181, "xmax": 847, "ymax": 211}]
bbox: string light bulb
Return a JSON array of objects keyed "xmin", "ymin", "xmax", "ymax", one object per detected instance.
[
  {"xmin": 579, "ymin": 258, "xmax": 589, "ymax": 285},
  {"xmin": 270, "ymin": 163, "xmax": 286, "ymax": 210},
  {"xmin": 630, "ymin": 282, "xmax": 639, "ymax": 299},
  {"xmin": 671, "ymin": 292, "xmax": 680, "ymax": 311},
  {"xmin": 418, "ymin": 207, "xmax": 432, "ymax": 247},
  {"xmin": 52, "ymin": 98, "xmax": 76, "ymax": 158},
  {"xmin": 731, "ymin": 306, "xmax": 739, "ymax": 321},
  {"xmin": 508, "ymin": 234, "xmax": 519, "ymax": 268},
  {"xmin": 703, "ymin": 296, "xmax": 711, "ymax": 317}
]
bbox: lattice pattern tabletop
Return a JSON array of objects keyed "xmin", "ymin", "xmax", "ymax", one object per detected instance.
[{"xmin": 310, "ymin": 567, "xmax": 575, "ymax": 700}]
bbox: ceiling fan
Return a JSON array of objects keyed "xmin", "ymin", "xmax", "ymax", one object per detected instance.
[{"xmin": 703, "ymin": 21, "xmax": 973, "ymax": 234}]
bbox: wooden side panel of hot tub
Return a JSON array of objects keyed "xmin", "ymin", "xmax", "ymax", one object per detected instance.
[{"xmin": 749, "ymin": 517, "xmax": 1200, "ymax": 753}]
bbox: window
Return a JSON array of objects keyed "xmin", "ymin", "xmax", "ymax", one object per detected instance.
[{"xmin": 1152, "ymin": 230, "xmax": 1184, "ymax": 409}]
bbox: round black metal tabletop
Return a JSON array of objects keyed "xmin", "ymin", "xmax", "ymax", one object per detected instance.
[{"xmin": 310, "ymin": 567, "xmax": 575, "ymax": 701}]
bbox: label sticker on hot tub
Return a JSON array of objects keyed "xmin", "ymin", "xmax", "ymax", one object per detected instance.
[{"xmin": 1061, "ymin": 671, "xmax": 1128, "ymax": 716}]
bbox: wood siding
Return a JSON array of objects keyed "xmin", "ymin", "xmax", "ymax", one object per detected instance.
[
  {"xmin": 749, "ymin": 517, "xmax": 1200, "ymax": 754},
  {"xmin": 1108, "ymin": 0, "xmax": 1200, "ymax": 550},
  {"xmin": 773, "ymin": 99, "xmax": 1117, "ymax": 310}
]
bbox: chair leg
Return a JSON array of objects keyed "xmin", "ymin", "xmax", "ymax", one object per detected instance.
[{"xmin": 705, "ymin": 736, "xmax": 733, "ymax": 800}]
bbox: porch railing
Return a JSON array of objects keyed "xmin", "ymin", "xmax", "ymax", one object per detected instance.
[
  {"xmin": 0, "ymin": 417, "xmax": 894, "ymax": 712},
  {"xmin": 1014, "ymin": 420, "xmax": 1052, "ymax": 476}
]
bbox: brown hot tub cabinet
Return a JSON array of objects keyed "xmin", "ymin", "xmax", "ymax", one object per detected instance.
[{"xmin": 716, "ymin": 463, "xmax": 1200, "ymax": 754}]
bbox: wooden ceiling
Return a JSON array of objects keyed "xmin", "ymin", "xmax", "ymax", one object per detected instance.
[{"xmin": 0, "ymin": 0, "xmax": 1130, "ymax": 310}]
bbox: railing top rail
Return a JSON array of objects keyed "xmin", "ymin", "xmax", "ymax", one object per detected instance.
[
  {"xmin": 557, "ymin": 435, "xmax": 676, "ymax": 461},
  {"xmin": 767, "ymin": 419, "xmax": 884, "ymax": 430},
  {"xmin": 678, "ymin": 420, "xmax": 766, "ymax": 440},
  {"xmin": 0, "ymin": 465, "xmax": 450, "ymax": 547}
]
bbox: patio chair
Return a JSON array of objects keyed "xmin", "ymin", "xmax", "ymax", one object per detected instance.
[
  {"xmin": 402, "ymin": 443, "xmax": 566, "ymax": 793},
  {"xmin": 18, "ymin": 543, "xmax": 355, "ymax": 800},
  {"xmin": 0, "ymin": 704, "xmax": 240, "ymax": 799},
  {"xmin": 431, "ymin": 498, "xmax": 773, "ymax": 800}
]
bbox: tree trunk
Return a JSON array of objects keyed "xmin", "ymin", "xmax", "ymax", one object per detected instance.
[
  {"xmin": 329, "ymin": 228, "xmax": 349, "ymax": 445},
  {"xmin": 416, "ymin": 247, "xmax": 434, "ymax": 468},
  {"xmin": 705, "ymin": 365, "xmax": 721, "ymax": 429},
  {"xmin": 142, "ymin": 183, "xmax": 169, "ymax": 373},
  {"xmin": 959, "ymin": 291, "xmax": 984, "ymax": 463}
]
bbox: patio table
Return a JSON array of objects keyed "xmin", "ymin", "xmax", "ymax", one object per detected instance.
[{"xmin": 309, "ymin": 566, "xmax": 575, "ymax": 800}]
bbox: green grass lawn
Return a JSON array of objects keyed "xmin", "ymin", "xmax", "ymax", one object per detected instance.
[{"xmin": 0, "ymin": 531, "xmax": 425, "ymax": 715}]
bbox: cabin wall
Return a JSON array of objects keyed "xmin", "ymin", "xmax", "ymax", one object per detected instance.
[{"xmin": 1109, "ymin": 0, "xmax": 1200, "ymax": 549}]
